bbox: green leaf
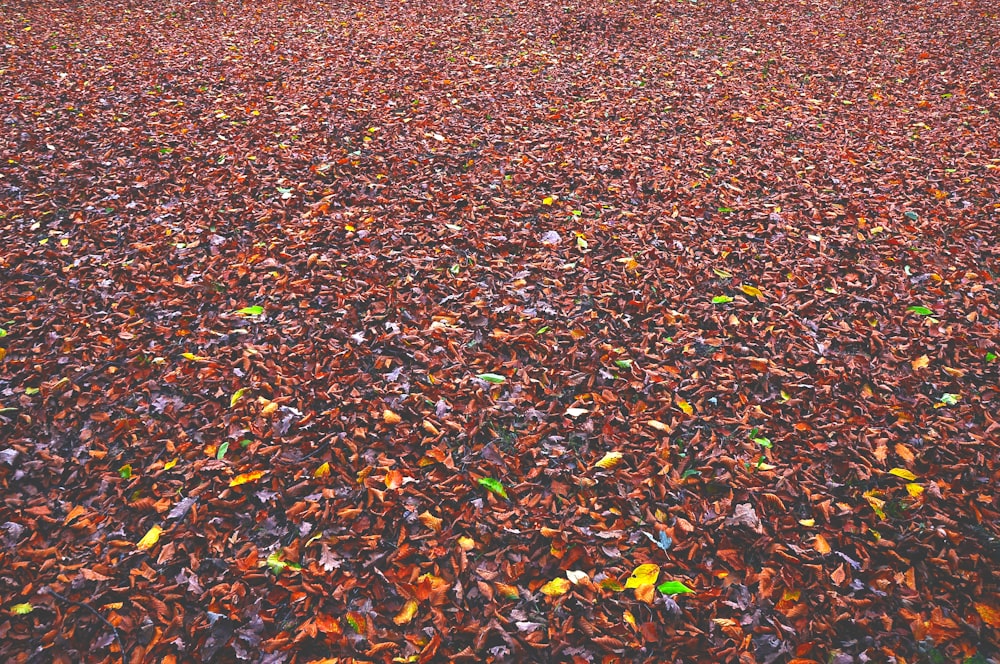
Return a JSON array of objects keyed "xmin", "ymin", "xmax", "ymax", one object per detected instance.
[
  {"xmin": 681, "ymin": 469, "xmax": 701, "ymax": 479},
  {"xmin": 536, "ymin": 326, "xmax": 550, "ymax": 335},
  {"xmin": 939, "ymin": 393, "xmax": 960, "ymax": 406},
  {"xmin": 614, "ymin": 359, "xmax": 633, "ymax": 370},
  {"xmin": 216, "ymin": 441, "xmax": 230, "ymax": 460},
  {"xmin": 904, "ymin": 211, "xmax": 919, "ymax": 221},
  {"xmin": 24, "ymin": 387, "xmax": 39, "ymax": 396},
  {"xmin": 711, "ymin": 295, "xmax": 734, "ymax": 304},
  {"xmin": 986, "ymin": 351, "xmax": 997, "ymax": 363},
  {"xmin": 476, "ymin": 373, "xmax": 506, "ymax": 384},
  {"xmin": 907, "ymin": 305, "xmax": 933, "ymax": 316},
  {"xmin": 118, "ymin": 464, "xmax": 133, "ymax": 479},
  {"xmin": 752, "ymin": 436, "xmax": 773, "ymax": 449},
  {"xmin": 478, "ymin": 477, "xmax": 509, "ymax": 499},
  {"xmin": 9, "ymin": 603, "xmax": 33, "ymax": 615},
  {"xmin": 449, "ymin": 263, "xmax": 461, "ymax": 275},
  {"xmin": 657, "ymin": 580, "xmax": 695, "ymax": 595},
  {"xmin": 0, "ymin": 327, "xmax": 7, "ymax": 338},
  {"xmin": 235, "ymin": 305, "xmax": 264, "ymax": 317},
  {"xmin": 230, "ymin": 388, "xmax": 248, "ymax": 408},
  {"xmin": 717, "ymin": 207, "xmax": 734, "ymax": 214},
  {"xmin": 266, "ymin": 551, "xmax": 294, "ymax": 575}
]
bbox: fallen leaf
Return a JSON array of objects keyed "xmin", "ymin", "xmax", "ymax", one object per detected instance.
[
  {"xmin": 540, "ymin": 578, "xmax": 571, "ymax": 597},
  {"xmin": 229, "ymin": 470, "xmax": 266, "ymax": 487},
  {"xmin": 594, "ymin": 451, "xmax": 624, "ymax": 469},
  {"xmin": 624, "ymin": 563, "xmax": 660, "ymax": 589},
  {"xmin": 393, "ymin": 600, "xmax": 419, "ymax": 625},
  {"xmin": 889, "ymin": 467, "xmax": 918, "ymax": 481},
  {"xmin": 137, "ymin": 525, "xmax": 163, "ymax": 550}
]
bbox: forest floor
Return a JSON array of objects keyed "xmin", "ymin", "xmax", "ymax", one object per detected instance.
[{"xmin": 1, "ymin": 0, "xmax": 998, "ymax": 662}]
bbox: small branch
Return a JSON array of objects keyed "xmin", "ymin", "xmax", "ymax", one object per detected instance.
[{"xmin": 41, "ymin": 587, "xmax": 127, "ymax": 664}]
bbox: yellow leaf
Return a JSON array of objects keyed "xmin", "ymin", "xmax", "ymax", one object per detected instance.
[
  {"xmin": 624, "ymin": 563, "xmax": 660, "ymax": 589},
  {"xmin": 540, "ymin": 578, "xmax": 571, "ymax": 597},
  {"xmin": 163, "ymin": 458, "xmax": 178, "ymax": 471},
  {"xmin": 911, "ymin": 355, "xmax": 930, "ymax": 370},
  {"xmin": 181, "ymin": 352, "xmax": 208, "ymax": 362},
  {"xmin": 576, "ymin": 234, "xmax": 588, "ymax": 250},
  {"xmin": 595, "ymin": 451, "xmax": 623, "ymax": 470},
  {"xmin": 457, "ymin": 536, "xmax": 476, "ymax": 551},
  {"xmin": 863, "ymin": 489, "xmax": 886, "ymax": 519},
  {"xmin": 623, "ymin": 610, "xmax": 636, "ymax": 628},
  {"xmin": 798, "ymin": 518, "xmax": 815, "ymax": 527},
  {"xmin": 905, "ymin": 483, "xmax": 924, "ymax": 497},
  {"xmin": 229, "ymin": 470, "xmax": 265, "ymax": 487},
  {"xmin": 314, "ymin": 462, "xmax": 331, "ymax": 478},
  {"xmin": 676, "ymin": 399, "xmax": 693, "ymax": 415},
  {"xmin": 542, "ymin": 196, "xmax": 555, "ymax": 205},
  {"xmin": 888, "ymin": 467, "xmax": 917, "ymax": 481},
  {"xmin": 393, "ymin": 599, "xmax": 419, "ymax": 625},
  {"xmin": 9, "ymin": 603, "xmax": 33, "ymax": 615},
  {"xmin": 740, "ymin": 284, "xmax": 764, "ymax": 299},
  {"xmin": 136, "ymin": 525, "xmax": 162, "ymax": 550}
]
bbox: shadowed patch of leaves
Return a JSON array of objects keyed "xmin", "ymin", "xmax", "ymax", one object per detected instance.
[{"xmin": 1, "ymin": 0, "xmax": 998, "ymax": 662}]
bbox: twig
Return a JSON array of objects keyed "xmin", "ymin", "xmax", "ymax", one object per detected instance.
[{"xmin": 41, "ymin": 587, "xmax": 127, "ymax": 664}]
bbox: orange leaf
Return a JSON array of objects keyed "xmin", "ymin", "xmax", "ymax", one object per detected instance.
[
  {"xmin": 975, "ymin": 603, "xmax": 1000, "ymax": 628},
  {"xmin": 385, "ymin": 469, "xmax": 403, "ymax": 489},
  {"xmin": 813, "ymin": 534, "xmax": 831, "ymax": 554}
]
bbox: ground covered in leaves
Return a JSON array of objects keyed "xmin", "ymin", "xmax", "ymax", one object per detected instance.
[{"xmin": 1, "ymin": 0, "xmax": 999, "ymax": 661}]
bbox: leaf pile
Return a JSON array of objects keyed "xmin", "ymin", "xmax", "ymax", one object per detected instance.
[{"xmin": 1, "ymin": 0, "xmax": 998, "ymax": 661}]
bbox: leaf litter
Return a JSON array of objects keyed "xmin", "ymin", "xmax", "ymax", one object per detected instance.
[{"xmin": 0, "ymin": 0, "xmax": 998, "ymax": 661}]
